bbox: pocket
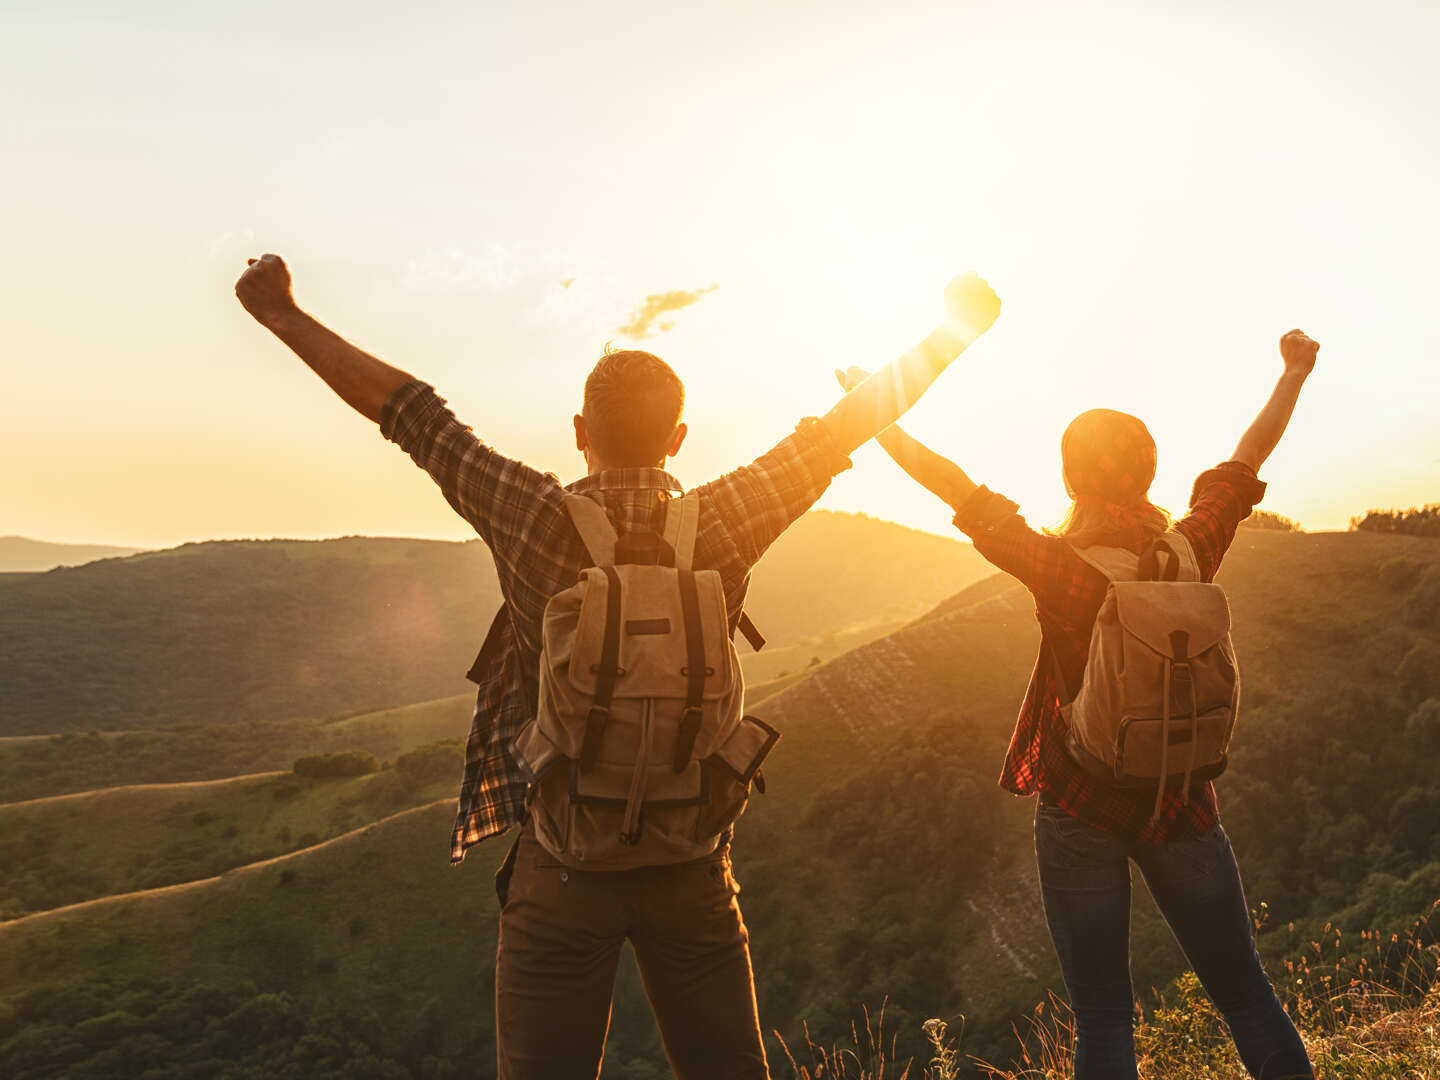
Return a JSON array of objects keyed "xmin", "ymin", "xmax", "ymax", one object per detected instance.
[
  {"xmin": 1035, "ymin": 802, "xmax": 1125, "ymax": 876},
  {"xmin": 696, "ymin": 761, "xmax": 750, "ymax": 838},
  {"xmin": 494, "ymin": 832, "xmax": 522, "ymax": 909},
  {"xmin": 692, "ymin": 845, "xmax": 740, "ymax": 904}
]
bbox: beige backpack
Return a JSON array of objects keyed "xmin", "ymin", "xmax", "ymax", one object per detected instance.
[
  {"xmin": 1055, "ymin": 531, "xmax": 1239, "ymax": 819},
  {"xmin": 512, "ymin": 492, "xmax": 779, "ymax": 870}
]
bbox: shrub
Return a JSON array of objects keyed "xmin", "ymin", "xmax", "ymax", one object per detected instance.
[
  {"xmin": 1387, "ymin": 788, "xmax": 1440, "ymax": 854},
  {"xmin": 292, "ymin": 751, "xmax": 380, "ymax": 779},
  {"xmin": 1405, "ymin": 699, "xmax": 1440, "ymax": 757},
  {"xmin": 1396, "ymin": 643, "xmax": 1440, "ymax": 704},
  {"xmin": 1404, "ymin": 565, "xmax": 1440, "ymax": 629},
  {"xmin": 395, "ymin": 741, "xmax": 464, "ymax": 786},
  {"xmin": 1352, "ymin": 504, "xmax": 1440, "ymax": 537},
  {"xmin": 1242, "ymin": 509, "xmax": 1302, "ymax": 532},
  {"xmin": 1378, "ymin": 555, "xmax": 1423, "ymax": 591}
]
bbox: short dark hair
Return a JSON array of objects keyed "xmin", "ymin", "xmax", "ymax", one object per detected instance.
[{"xmin": 582, "ymin": 347, "xmax": 685, "ymax": 466}]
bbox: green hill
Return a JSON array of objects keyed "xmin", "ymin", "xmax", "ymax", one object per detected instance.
[
  {"xmin": 743, "ymin": 511, "xmax": 992, "ymax": 646},
  {"xmin": 0, "ymin": 694, "xmax": 475, "ymax": 804},
  {"xmin": 0, "ymin": 764, "xmax": 459, "ymax": 920},
  {"xmin": 0, "ymin": 537, "xmax": 502, "ymax": 737},
  {"xmin": 0, "ymin": 512, "xmax": 987, "ymax": 738},
  {"xmin": 1, "ymin": 529, "xmax": 1437, "ymax": 1077}
]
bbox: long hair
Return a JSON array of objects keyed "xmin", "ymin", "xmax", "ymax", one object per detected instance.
[
  {"xmin": 1050, "ymin": 495, "xmax": 1171, "ymax": 549},
  {"xmin": 1047, "ymin": 408, "xmax": 1170, "ymax": 549}
]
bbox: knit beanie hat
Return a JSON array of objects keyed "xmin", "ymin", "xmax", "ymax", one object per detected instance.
[{"xmin": 1061, "ymin": 409, "xmax": 1158, "ymax": 502}]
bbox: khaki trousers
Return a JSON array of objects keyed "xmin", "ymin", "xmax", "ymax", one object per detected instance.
[{"xmin": 495, "ymin": 828, "xmax": 770, "ymax": 1080}]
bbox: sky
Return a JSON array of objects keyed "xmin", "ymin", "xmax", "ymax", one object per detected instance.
[{"xmin": 4, "ymin": 0, "xmax": 1437, "ymax": 548}]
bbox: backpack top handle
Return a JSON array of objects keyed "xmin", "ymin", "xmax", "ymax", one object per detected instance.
[{"xmin": 1138, "ymin": 537, "xmax": 1184, "ymax": 582}]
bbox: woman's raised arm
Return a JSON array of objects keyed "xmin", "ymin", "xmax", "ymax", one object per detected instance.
[
  {"xmin": 834, "ymin": 365, "xmax": 979, "ymax": 510},
  {"xmin": 1229, "ymin": 329, "xmax": 1319, "ymax": 472}
]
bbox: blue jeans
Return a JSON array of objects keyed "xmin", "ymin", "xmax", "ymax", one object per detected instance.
[{"xmin": 1034, "ymin": 800, "xmax": 1312, "ymax": 1079}]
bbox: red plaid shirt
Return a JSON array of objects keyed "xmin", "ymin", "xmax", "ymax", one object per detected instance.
[
  {"xmin": 381, "ymin": 380, "xmax": 851, "ymax": 862},
  {"xmin": 950, "ymin": 463, "xmax": 1266, "ymax": 845}
]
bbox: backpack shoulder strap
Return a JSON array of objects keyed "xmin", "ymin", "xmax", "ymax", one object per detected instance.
[
  {"xmin": 659, "ymin": 491, "xmax": 766, "ymax": 650},
  {"xmin": 1067, "ymin": 543, "xmax": 1135, "ymax": 583},
  {"xmin": 563, "ymin": 494, "xmax": 618, "ymax": 567},
  {"xmin": 661, "ymin": 492, "xmax": 700, "ymax": 571}
]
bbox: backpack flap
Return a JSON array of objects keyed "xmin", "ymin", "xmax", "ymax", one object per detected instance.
[
  {"xmin": 1109, "ymin": 581, "xmax": 1231, "ymax": 660},
  {"xmin": 571, "ymin": 757, "xmax": 708, "ymax": 808},
  {"xmin": 565, "ymin": 566, "xmax": 733, "ymax": 700},
  {"xmin": 706, "ymin": 714, "xmax": 779, "ymax": 787}
]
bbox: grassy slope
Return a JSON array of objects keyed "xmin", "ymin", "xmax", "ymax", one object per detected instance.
[
  {"xmin": 0, "ymin": 512, "xmax": 985, "ymax": 739},
  {"xmin": 0, "ymin": 537, "xmax": 503, "ymax": 735},
  {"xmin": 0, "ymin": 694, "xmax": 475, "ymax": 803},
  {"xmin": 0, "ymin": 569, "xmax": 1043, "ymax": 1070},
  {"xmin": 743, "ymin": 511, "xmax": 992, "ymax": 646},
  {"xmin": 0, "ymin": 769, "xmax": 457, "ymax": 919},
  {"xmin": 0, "ymin": 803, "xmax": 505, "ymax": 1061},
  {"xmin": 726, "ymin": 529, "xmax": 1440, "ymax": 1063},
  {"xmin": 1, "ymin": 530, "xmax": 1436, "ymax": 1074}
]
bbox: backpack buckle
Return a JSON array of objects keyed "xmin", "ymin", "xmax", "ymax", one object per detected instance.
[
  {"xmin": 579, "ymin": 704, "xmax": 610, "ymax": 774},
  {"xmin": 673, "ymin": 706, "xmax": 704, "ymax": 773}
]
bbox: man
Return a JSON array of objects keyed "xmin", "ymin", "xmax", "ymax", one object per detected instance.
[{"xmin": 234, "ymin": 253, "xmax": 1000, "ymax": 1079}]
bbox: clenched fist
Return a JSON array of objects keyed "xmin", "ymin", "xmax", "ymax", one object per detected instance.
[
  {"xmin": 943, "ymin": 271, "xmax": 1002, "ymax": 346},
  {"xmin": 833, "ymin": 364, "xmax": 870, "ymax": 393},
  {"xmin": 235, "ymin": 254, "xmax": 296, "ymax": 324},
  {"xmin": 1279, "ymin": 329, "xmax": 1319, "ymax": 376}
]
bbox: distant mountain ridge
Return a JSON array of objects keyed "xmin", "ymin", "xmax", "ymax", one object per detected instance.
[
  {"xmin": 0, "ymin": 536, "xmax": 146, "ymax": 572},
  {"xmin": 0, "ymin": 511, "xmax": 991, "ymax": 736}
]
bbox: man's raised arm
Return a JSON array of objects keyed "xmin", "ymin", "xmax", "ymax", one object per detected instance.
[
  {"xmin": 820, "ymin": 271, "xmax": 1001, "ymax": 454},
  {"xmin": 235, "ymin": 254, "xmax": 413, "ymax": 423}
]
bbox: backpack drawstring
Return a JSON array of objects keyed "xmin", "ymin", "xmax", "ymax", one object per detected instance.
[
  {"xmin": 1179, "ymin": 674, "xmax": 1201, "ymax": 806},
  {"xmin": 1152, "ymin": 659, "xmax": 1172, "ymax": 823},
  {"xmin": 619, "ymin": 699, "xmax": 651, "ymax": 844}
]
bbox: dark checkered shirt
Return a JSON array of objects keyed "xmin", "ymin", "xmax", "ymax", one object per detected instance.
[
  {"xmin": 381, "ymin": 380, "xmax": 852, "ymax": 862},
  {"xmin": 951, "ymin": 463, "xmax": 1266, "ymax": 845}
]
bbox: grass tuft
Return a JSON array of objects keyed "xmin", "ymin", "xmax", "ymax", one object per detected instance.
[{"xmin": 792, "ymin": 907, "xmax": 1440, "ymax": 1079}]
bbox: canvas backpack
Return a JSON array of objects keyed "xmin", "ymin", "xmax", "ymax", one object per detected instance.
[
  {"xmin": 1051, "ymin": 530, "xmax": 1240, "ymax": 820},
  {"xmin": 511, "ymin": 492, "xmax": 779, "ymax": 870}
]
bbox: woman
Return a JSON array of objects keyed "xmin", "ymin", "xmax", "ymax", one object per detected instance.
[{"xmin": 836, "ymin": 329, "xmax": 1319, "ymax": 1079}]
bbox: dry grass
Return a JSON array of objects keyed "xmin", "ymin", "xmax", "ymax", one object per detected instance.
[{"xmin": 789, "ymin": 905, "xmax": 1440, "ymax": 1079}]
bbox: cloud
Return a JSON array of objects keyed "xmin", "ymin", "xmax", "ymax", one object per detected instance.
[
  {"xmin": 616, "ymin": 284, "xmax": 718, "ymax": 340},
  {"xmin": 403, "ymin": 245, "xmax": 517, "ymax": 292},
  {"xmin": 207, "ymin": 227, "xmax": 254, "ymax": 259}
]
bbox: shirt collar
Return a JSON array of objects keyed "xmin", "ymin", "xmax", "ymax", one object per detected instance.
[{"xmin": 566, "ymin": 467, "xmax": 685, "ymax": 495}]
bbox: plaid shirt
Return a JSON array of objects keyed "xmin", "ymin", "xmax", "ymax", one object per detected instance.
[
  {"xmin": 951, "ymin": 463, "xmax": 1267, "ymax": 845},
  {"xmin": 381, "ymin": 380, "xmax": 851, "ymax": 862}
]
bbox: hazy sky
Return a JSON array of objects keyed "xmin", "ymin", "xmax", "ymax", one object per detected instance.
[{"xmin": 5, "ymin": 0, "xmax": 1437, "ymax": 547}]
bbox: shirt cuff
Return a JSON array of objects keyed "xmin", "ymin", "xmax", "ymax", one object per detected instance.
[
  {"xmin": 1189, "ymin": 461, "xmax": 1266, "ymax": 512},
  {"xmin": 793, "ymin": 416, "xmax": 853, "ymax": 478},
  {"xmin": 952, "ymin": 485, "xmax": 1021, "ymax": 538}
]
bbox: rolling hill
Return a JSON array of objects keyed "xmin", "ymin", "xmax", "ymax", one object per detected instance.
[
  {"xmin": 1, "ymin": 528, "xmax": 1437, "ymax": 1077},
  {"xmin": 0, "ymin": 537, "xmax": 145, "ymax": 573},
  {"xmin": 0, "ymin": 763, "xmax": 459, "ymax": 920},
  {"xmin": 0, "ymin": 695, "xmax": 475, "ymax": 804},
  {"xmin": 0, "ymin": 511, "xmax": 990, "ymax": 737}
]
